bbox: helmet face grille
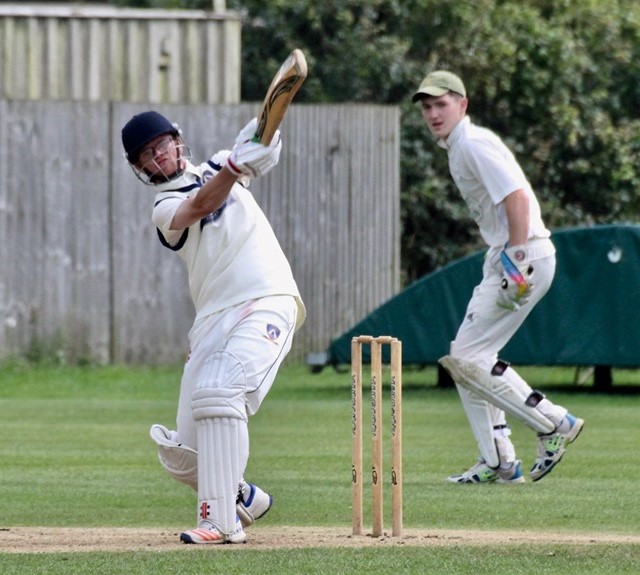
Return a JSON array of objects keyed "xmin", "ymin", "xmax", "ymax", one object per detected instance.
[
  {"xmin": 122, "ymin": 111, "xmax": 177, "ymax": 161},
  {"xmin": 127, "ymin": 142, "xmax": 192, "ymax": 186}
]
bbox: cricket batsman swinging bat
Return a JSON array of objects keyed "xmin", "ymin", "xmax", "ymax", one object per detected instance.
[{"xmin": 253, "ymin": 49, "xmax": 308, "ymax": 144}]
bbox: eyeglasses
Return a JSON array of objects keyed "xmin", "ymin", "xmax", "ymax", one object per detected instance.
[{"xmin": 138, "ymin": 136, "xmax": 175, "ymax": 163}]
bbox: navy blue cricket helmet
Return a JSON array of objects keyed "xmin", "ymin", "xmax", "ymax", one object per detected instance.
[{"xmin": 121, "ymin": 111, "xmax": 179, "ymax": 162}]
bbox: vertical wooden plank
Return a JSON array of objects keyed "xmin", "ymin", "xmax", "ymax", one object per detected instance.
[
  {"xmin": 5, "ymin": 102, "xmax": 47, "ymax": 355},
  {"xmin": 126, "ymin": 19, "xmax": 145, "ymax": 103},
  {"xmin": 69, "ymin": 18, "xmax": 84, "ymax": 100},
  {"xmin": 183, "ymin": 19, "xmax": 200, "ymax": 104},
  {"xmin": 87, "ymin": 19, "xmax": 102, "ymax": 101},
  {"xmin": 205, "ymin": 20, "xmax": 222, "ymax": 105},
  {"xmin": 27, "ymin": 16, "xmax": 42, "ymax": 99},
  {"xmin": 0, "ymin": 99, "xmax": 12, "ymax": 355},
  {"xmin": 107, "ymin": 19, "xmax": 124, "ymax": 101},
  {"xmin": 221, "ymin": 19, "xmax": 241, "ymax": 104},
  {"xmin": 166, "ymin": 20, "xmax": 182, "ymax": 104},
  {"xmin": 45, "ymin": 18, "xmax": 59, "ymax": 99}
]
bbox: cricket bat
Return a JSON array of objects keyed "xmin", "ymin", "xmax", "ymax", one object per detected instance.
[{"xmin": 253, "ymin": 49, "xmax": 308, "ymax": 144}]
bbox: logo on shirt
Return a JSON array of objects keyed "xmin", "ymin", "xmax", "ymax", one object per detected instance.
[
  {"xmin": 513, "ymin": 249, "xmax": 526, "ymax": 262},
  {"xmin": 265, "ymin": 323, "xmax": 281, "ymax": 342}
]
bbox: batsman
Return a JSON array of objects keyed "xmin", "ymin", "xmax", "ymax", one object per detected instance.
[
  {"xmin": 413, "ymin": 71, "xmax": 584, "ymax": 484},
  {"xmin": 121, "ymin": 111, "xmax": 305, "ymax": 543}
]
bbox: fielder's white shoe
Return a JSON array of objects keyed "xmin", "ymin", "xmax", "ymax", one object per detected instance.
[
  {"xmin": 236, "ymin": 481, "xmax": 273, "ymax": 527},
  {"xmin": 180, "ymin": 516, "xmax": 246, "ymax": 545},
  {"xmin": 530, "ymin": 413, "xmax": 584, "ymax": 481},
  {"xmin": 447, "ymin": 458, "xmax": 525, "ymax": 484}
]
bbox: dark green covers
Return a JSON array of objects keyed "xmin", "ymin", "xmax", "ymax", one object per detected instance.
[{"xmin": 327, "ymin": 224, "xmax": 640, "ymax": 367}]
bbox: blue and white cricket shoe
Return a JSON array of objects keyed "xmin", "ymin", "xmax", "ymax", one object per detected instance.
[
  {"xmin": 530, "ymin": 413, "xmax": 584, "ymax": 481},
  {"xmin": 447, "ymin": 458, "xmax": 525, "ymax": 484},
  {"xmin": 236, "ymin": 481, "xmax": 273, "ymax": 527}
]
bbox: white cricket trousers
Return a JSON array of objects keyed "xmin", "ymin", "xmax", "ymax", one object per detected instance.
[
  {"xmin": 174, "ymin": 295, "xmax": 299, "ymax": 450},
  {"xmin": 450, "ymin": 238, "xmax": 556, "ymax": 370}
]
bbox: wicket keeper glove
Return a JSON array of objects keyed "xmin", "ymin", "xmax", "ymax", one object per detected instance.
[
  {"xmin": 226, "ymin": 118, "xmax": 282, "ymax": 178},
  {"xmin": 496, "ymin": 244, "xmax": 534, "ymax": 311}
]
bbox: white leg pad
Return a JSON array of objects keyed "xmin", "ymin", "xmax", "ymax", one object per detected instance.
[
  {"xmin": 455, "ymin": 385, "xmax": 501, "ymax": 468},
  {"xmin": 494, "ymin": 426, "xmax": 516, "ymax": 465},
  {"xmin": 191, "ymin": 352, "xmax": 249, "ymax": 535},
  {"xmin": 149, "ymin": 424, "xmax": 198, "ymax": 490},
  {"xmin": 439, "ymin": 355, "xmax": 555, "ymax": 434},
  {"xmin": 196, "ymin": 416, "xmax": 248, "ymax": 534}
]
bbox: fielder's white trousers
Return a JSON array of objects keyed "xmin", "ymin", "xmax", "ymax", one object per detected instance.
[{"xmin": 450, "ymin": 238, "xmax": 556, "ymax": 369}]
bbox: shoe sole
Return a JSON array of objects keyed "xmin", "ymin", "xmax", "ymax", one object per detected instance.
[
  {"xmin": 180, "ymin": 532, "xmax": 247, "ymax": 544},
  {"xmin": 449, "ymin": 460, "xmax": 526, "ymax": 485},
  {"xmin": 180, "ymin": 525, "xmax": 247, "ymax": 545},
  {"xmin": 448, "ymin": 476, "xmax": 524, "ymax": 485},
  {"xmin": 567, "ymin": 418, "xmax": 585, "ymax": 444},
  {"xmin": 446, "ymin": 474, "xmax": 499, "ymax": 484},
  {"xmin": 531, "ymin": 418, "xmax": 585, "ymax": 482},
  {"xmin": 496, "ymin": 475, "xmax": 526, "ymax": 484},
  {"xmin": 252, "ymin": 495, "xmax": 273, "ymax": 521}
]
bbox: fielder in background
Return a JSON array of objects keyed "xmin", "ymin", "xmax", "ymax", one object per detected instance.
[
  {"xmin": 412, "ymin": 71, "xmax": 584, "ymax": 484},
  {"xmin": 121, "ymin": 111, "xmax": 305, "ymax": 543}
]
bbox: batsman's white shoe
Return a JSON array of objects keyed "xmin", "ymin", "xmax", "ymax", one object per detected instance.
[
  {"xmin": 447, "ymin": 458, "xmax": 524, "ymax": 484},
  {"xmin": 236, "ymin": 482, "xmax": 273, "ymax": 527},
  {"xmin": 530, "ymin": 413, "xmax": 585, "ymax": 482},
  {"xmin": 180, "ymin": 516, "xmax": 246, "ymax": 545}
]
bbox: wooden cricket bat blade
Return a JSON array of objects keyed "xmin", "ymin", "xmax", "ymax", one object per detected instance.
[{"xmin": 254, "ymin": 49, "xmax": 308, "ymax": 144}]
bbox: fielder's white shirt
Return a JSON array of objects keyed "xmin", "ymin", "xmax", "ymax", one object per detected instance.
[
  {"xmin": 438, "ymin": 116, "xmax": 550, "ymax": 247},
  {"xmin": 151, "ymin": 154, "xmax": 306, "ymax": 329}
]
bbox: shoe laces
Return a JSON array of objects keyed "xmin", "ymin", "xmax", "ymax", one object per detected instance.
[{"xmin": 537, "ymin": 432, "xmax": 564, "ymax": 456}]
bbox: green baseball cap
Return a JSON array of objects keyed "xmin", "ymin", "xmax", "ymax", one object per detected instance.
[{"xmin": 411, "ymin": 71, "xmax": 466, "ymax": 102}]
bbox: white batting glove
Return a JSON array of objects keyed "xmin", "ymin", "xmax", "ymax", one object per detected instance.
[
  {"xmin": 234, "ymin": 117, "xmax": 260, "ymax": 146},
  {"xmin": 496, "ymin": 244, "xmax": 534, "ymax": 311},
  {"xmin": 226, "ymin": 133, "xmax": 282, "ymax": 178},
  {"xmin": 226, "ymin": 118, "xmax": 282, "ymax": 178}
]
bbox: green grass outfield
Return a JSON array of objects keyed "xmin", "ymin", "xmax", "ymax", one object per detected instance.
[{"xmin": 1, "ymin": 361, "xmax": 639, "ymax": 574}]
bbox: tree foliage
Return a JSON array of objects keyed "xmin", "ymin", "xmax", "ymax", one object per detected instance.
[{"xmin": 108, "ymin": 0, "xmax": 640, "ymax": 283}]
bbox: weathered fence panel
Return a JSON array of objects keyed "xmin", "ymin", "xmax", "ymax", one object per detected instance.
[
  {"xmin": 1, "ymin": 101, "xmax": 400, "ymax": 364},
  {"xmin": 0, "ymin": 100, "xmax": 112, "ymax": 362},
  {"xmin": 0, "ymin": 5, "xmax": 241, "ymax": 104}
]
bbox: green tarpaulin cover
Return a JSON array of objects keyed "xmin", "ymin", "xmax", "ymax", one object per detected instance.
[{"xmin": 327, "ymin": 224, "xmax": 640, "ymax": 367}]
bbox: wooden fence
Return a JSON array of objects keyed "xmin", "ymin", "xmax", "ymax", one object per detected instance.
[
  {"xmin": 0, "ymin": 5, "xmax": 241, "ymax": 104},
  {"xmin": 0, "ymin": 100, "xmax": 400, "ymax": 364}
]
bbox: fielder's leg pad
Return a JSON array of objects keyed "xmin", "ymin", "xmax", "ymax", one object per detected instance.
[
  {"xmin": 455, "ymin": 384, "xmax": 501, "ymax": 468},
  {"xmin": 149, "ymin": 424, "xmax": 198, "ymax": 490},
  {"xmin": 439, "ymin": 355, "xmax": 555, "ymax": 434}
]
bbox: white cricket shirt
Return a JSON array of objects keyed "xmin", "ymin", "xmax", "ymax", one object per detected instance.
[
  {"xmin": 438, "ymin": 116, "xmax": 550, "ymax": 247},
  {"xmin": 151, "ymin": 155, "xmax": 305, "ymax": 328}
]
